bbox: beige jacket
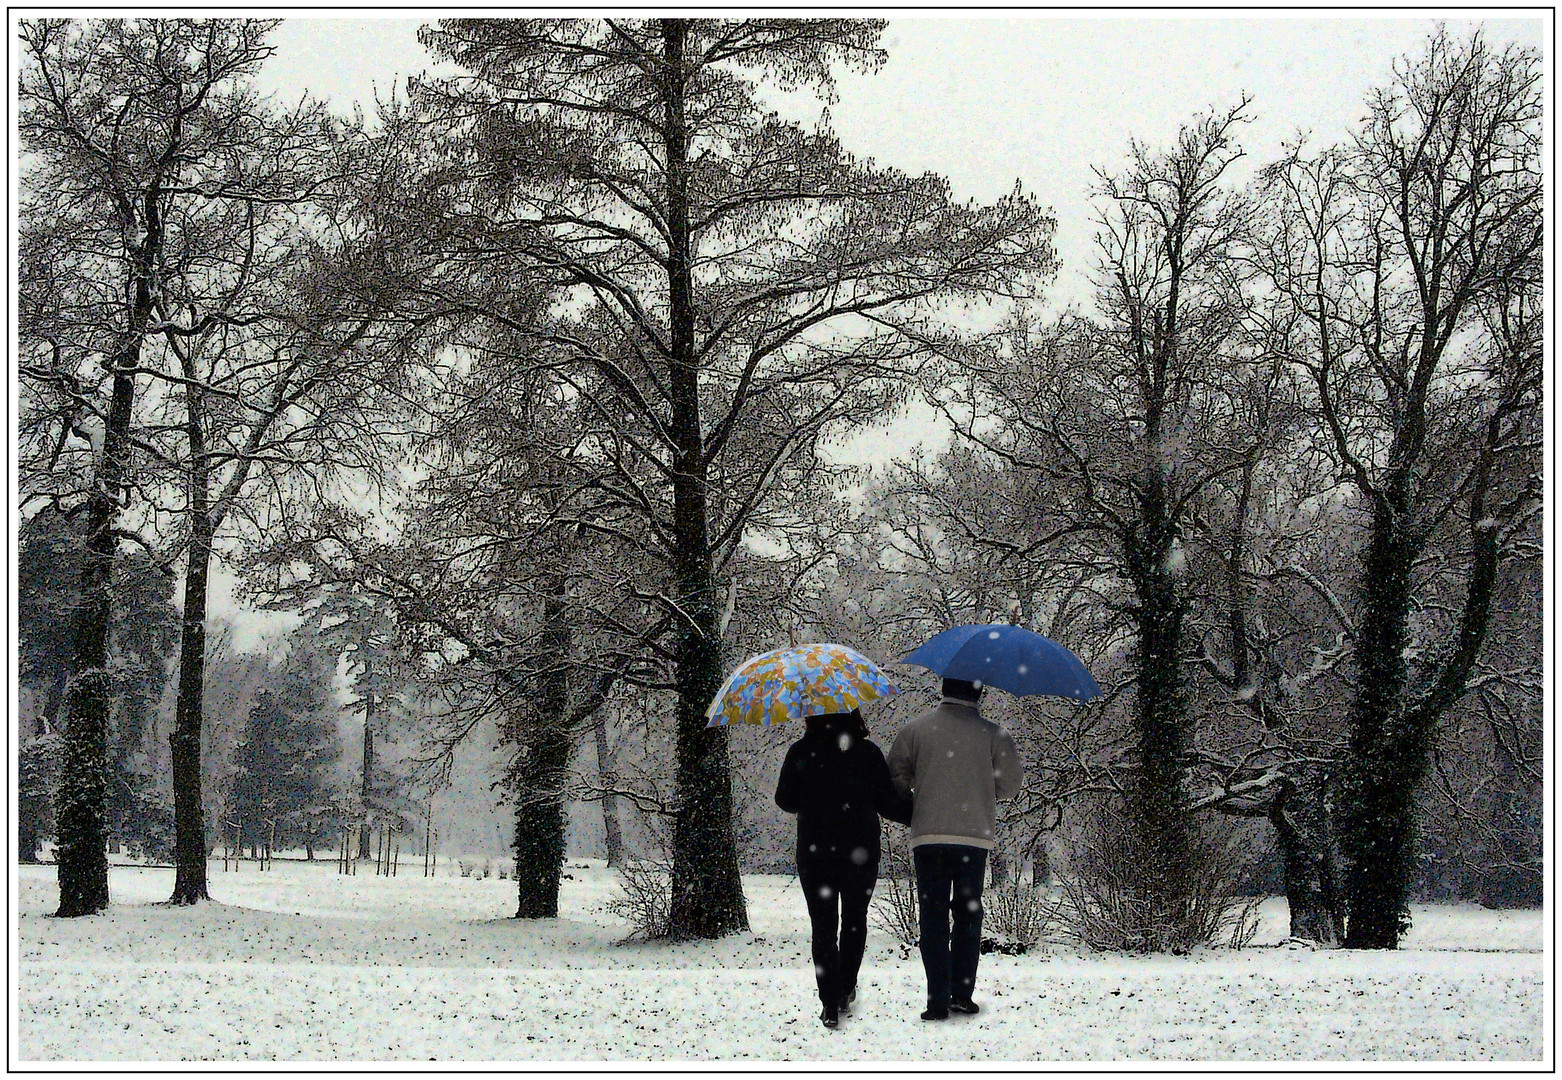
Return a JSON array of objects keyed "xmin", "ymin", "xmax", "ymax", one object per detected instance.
[{"xmin": 886, "ymin": 698, "xmax": 1023, "ymax": 850}]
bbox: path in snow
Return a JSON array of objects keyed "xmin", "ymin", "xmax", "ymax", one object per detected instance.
[{"xmin": 14, "ymin": 861, "xmax": 1545, "ymax": 1063}]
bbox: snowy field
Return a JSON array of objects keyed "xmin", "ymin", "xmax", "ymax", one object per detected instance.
[{"xmin": 13, "ymin": 859, "xmax": 1548, "ymax": 1065}]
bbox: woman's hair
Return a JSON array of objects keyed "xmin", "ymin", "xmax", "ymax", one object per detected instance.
[{"xmin": 804, "ymin": 708, "xmax": 869, "ymax": 739}]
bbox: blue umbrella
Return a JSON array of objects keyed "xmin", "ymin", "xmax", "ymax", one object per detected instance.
[{"xmin": 898, "ymin": 624, "xmax": 1101, "ymax": 701}]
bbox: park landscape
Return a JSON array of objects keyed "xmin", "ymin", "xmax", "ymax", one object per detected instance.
[{"xmin": 13, "ymin": 14, "xmax": 1546, "ymax": 1065}]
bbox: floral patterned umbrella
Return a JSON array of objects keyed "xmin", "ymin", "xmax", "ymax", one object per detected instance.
[{"xmin": 704, "ymin": 643, "xmax": 899, "ymax": 727}]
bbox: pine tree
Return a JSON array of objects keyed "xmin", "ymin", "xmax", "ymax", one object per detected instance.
[{"xmin": 226, "ymin": 645, "xmax": 342, "ymax": 856}]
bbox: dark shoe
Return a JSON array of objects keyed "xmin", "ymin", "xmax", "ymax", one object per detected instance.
[
  {"xmin": 839, "ymin": 988, "xmax": 856, "ymax": 1014},
  {"xmin": 921, "ymin": 1004, "xmax": 949, "ymax": 1021},
  {"xmin": 821, "ymin": 1002, "xmax": 840, "ymax": 1029},
  {"xmin": 950, "ymin": 999, "xmax": 980, "ymax": 1015}
]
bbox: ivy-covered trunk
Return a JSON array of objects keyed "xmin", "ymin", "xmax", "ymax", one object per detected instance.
[
  {"xmin": 1122, "ymin": 503, "xmax": 1194, "ymax": 935},
  {"xmin": 1341, "ymin": 495, "xmax": 1421, "ymax": 949},
  {"xmin": 55, "ymin": 368, "xmax": 137, "ymax": 917},
  {"xmin": 56, "ymin": 196, "xmax": 156, "ymax": 914},
  {"xmin": 661, "ymin": 18, "xmax": 748, "ymax": 940},
  {"xmin": 358, "ymin": 681, "xmax": 375, "ymax": 861}
]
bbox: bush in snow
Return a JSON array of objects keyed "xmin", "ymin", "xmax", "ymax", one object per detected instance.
[
  {"xmin": 982, "ymin": 877, "xmax": 1064, "ymax": 954},
  {"xmin": 607, "ymin": 858, "xmax": 673, "ymax": 942},
  {"xmin": 871, "ymin": 831, "xmax": 919, "ymax": 952},
  {"xmin": 1057, "ymin": 805, "xmax": 1259, "ymax": 953}
]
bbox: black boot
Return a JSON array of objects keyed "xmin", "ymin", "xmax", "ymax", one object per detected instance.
[
  {"xmin": 821, "ymin": 1002, "xmax": 840, "ymax": 1029},
  {"xmin": 839, "ymin": 987, "xmax": 856, "ymax": 1015},
  {"xmin": 920, "ymin": 1003, "xmax": 949, "ymax": 1021},
  {"xmin": 950, "ymin": 998, "xmax": 980, "ymax": 1015}
]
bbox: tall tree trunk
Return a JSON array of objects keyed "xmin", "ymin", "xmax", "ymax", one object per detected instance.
[
  {"xmin": 1123, "ymin": 511, "xmax": 1194, "ymax": 936},
  {"xmin": 595, "ymin": 706, "xmax": 623, "ymax": 868},
  {"xmin": 358, "ymin": 673, "xmax": 375, "ymax": 861},
  {"xmin": 1341, "ymin": 495, "xmax": 1421, "ymax": 949},
  {"xmin": 660, "ymin": 18, "xmax": 748, "ymax": 939},
  {"xmin": 55, "ymin": 231, "xmax": 154, "ymax": 916},
  {"xmin": 1270, "ymin": 767, "xmax": 1344, "ymax": 946},
  {"xmin": 169, "ymin": 359, "xmax": 215, "ymax": 904},
  {"xmin": 513, "ymin": 585, "xmax": 572, "ymax": 919}
]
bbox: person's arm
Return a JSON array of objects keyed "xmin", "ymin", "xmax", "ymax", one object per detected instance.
[
  {"xmin": 886, "ymin": 726, "xmax": 915, "ymax": 799},
  {"xmin": 991, "ymin": 725, "xmax": 1024, "ymax": 802},
  {"xmin": 868, "ymin": 743, "xmax": 914, "ymax": 826},
  {"xmin": 774, "ymin": 742, "xmax": 803, "ymax": 814}
]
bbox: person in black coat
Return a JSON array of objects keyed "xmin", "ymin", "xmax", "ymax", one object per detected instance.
[{"xmin": 774, "ymin": 708, "xmax": 913, "ymax": 1029}]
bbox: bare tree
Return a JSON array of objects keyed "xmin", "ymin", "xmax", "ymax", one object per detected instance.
[
  {"xmin": 18, "ymin": 18, "xmax": 282, "ymax": 915},
  {"xmin": 1254, "ymin": 29, "xmax": 1542, "ymax": 948},
  {"xmin": 400, "ymin": 17, "xmax": 1056, "ymax": 938},
  {"xmin": 935, "ymin": 103, "xmax": 1259, "ymax": 942}
]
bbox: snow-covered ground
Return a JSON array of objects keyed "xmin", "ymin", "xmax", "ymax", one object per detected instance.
[{"xmin": 13, "ymin": 859, "xmax": 1547, "ymax": 1064}]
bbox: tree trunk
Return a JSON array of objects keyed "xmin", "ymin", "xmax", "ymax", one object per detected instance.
[
  {"xmin": 169, "ymin": 517, "xmax": 214, "ymax": 904},
  {"xmin": 55, "ymin": 351, "xmax": 141, "ymax": 918},
  {"xmin": 359, "ymin": 672, "xmax": 375, "ymax": 861},
  {"xmin": 1029, "ymin": 838, "xmax": 1049, "ymax": 889},
  {"xmin": 595, "ymin": 706, "xmax": 623, "ymax": 868},
  {"xmin": 1270, "ymin": 768, "xmax": 1344, "ymax": 946},
  {"xmin": 1123, "ymin": 517, "xmax": 1194, "ymax": 934},
  {"xmin": 1341, "ymin": 497, "xmax": 1422, "ymax": 949},
  {"xmin": 660, "ymin": 18, "xmax": 748, "ymax": 940},
  {"xmin": 513, "ymin": 586, "xmax": 572, "ymax": 919}
]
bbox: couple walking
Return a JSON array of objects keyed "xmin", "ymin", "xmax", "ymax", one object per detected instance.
[{"xmin": 774, "ymin": 677, "xmax": 1023, "ymax": 1029}]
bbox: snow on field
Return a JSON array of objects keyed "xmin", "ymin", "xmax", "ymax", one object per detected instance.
[{"xmin": 13, "ymin": 860, "xmax": 1547, "ymax": 1064}]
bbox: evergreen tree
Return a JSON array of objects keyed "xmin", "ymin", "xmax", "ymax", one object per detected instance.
[
  {"xmin": 17, "ymin": 510, "xmax": 179, "ymax": 864},
  {"xmin": 225, "ymin": 643, "xmax": 342, "ymax": 855}
]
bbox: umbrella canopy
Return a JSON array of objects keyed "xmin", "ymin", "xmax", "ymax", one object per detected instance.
[
  {"xmin": 898, "ymin": 624, "xmax": 1101, "ymax": 701},
  {"xmin": 705, "ymin": 643, "xmax": 899, "ymax": 727}
]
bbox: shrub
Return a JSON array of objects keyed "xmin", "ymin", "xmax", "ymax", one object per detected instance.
[
  {"xmin": 871, "ymin": 869, "xmax": 919, "ymax": 953},
  {"xmin": 607, "ymin": 857, "xmax": 673, "ymax": 942},
  {"xmin": 1056, "ymin": 806, "xmax": 1260, "ymax": 953},
  {"xmin": 982, "ymin": 877, "xmax": 1063, "ymax": 954}
]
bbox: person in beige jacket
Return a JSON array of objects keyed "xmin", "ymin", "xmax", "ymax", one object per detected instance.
[{"xmin": 887, "ymin": 677, "xmax": 1023, "ymax": 1020}]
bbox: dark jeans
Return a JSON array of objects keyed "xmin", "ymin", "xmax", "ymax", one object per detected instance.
[
  {"xmin": 798, "ymin": 854, "xmax": 879, "ymax": 1006},
  {"xmin": 914, "ymin": 843, "xmax": 988, "ymax": 1009}
]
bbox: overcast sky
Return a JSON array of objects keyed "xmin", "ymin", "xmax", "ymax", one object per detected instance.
[{"xmin": 256, "ymin": 14, "xmax": 1546, "ymax": 307}]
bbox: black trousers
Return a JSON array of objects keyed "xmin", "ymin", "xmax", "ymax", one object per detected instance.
[
  {"xmin": 797, "ymin": 852, "xmax": 880, "ymax": 1006},
  {"xmin": 914, "ymin": 843, "xmax": 988, "ymax": 1009}
]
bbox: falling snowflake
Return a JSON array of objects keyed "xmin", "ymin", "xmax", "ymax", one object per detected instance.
[{"xmin": 850, "ymin": 847, "xmax": 869, "ymax": 866}]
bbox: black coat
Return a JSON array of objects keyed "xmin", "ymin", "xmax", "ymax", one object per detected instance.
[{"xmin": 774, "ymin": 714, "xmax": 913, "ymax": 867}]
